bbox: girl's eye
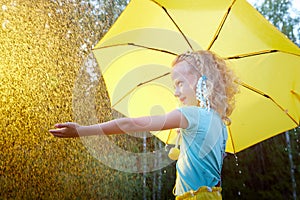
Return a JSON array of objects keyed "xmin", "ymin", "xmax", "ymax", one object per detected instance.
[{"xmin": 173, "ymin": 81, "xmax": 183, "ymax": 89}]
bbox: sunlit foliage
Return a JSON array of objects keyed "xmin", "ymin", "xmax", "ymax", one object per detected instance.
[{"xmin": 257, "ymin": 0, "xmax": 300, "ymax": 46}]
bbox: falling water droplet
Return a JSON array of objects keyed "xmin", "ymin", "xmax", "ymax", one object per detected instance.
[
  {"xmin": 80, "ymin": 43, "xmax": 88, "ymax": 52},
  {"xmin": 11, "ymin": 1, "xmax": 17, "ymax": 7},
  {"xmin": 66, "ymin": 30, "xmax": 72, "ymax": 39},
  {"xmin": 238, "ymin": 170, "xmax": 242, "ymax": 174},
  {"xmin": 2, "ymin": 5, "xmax": 7, "ymax": 11},
  {"xmin": 56, "ymin": 8, "xmax": 63, "ymax": 14},
  {"xmin": 234, "ymin": 154, "xmax": 238, "ymax": 161},
  {"xmin": 2, "ymin": 19, "xmax": 9, "ymax": 29},
  {"xmin": 238, "ymin": 191, "xmax": 241, "ymax": 196}
]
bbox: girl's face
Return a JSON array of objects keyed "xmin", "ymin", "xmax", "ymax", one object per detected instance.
[{"xmin": 171, "ymin": 61, "xmax": 198, "ymax": 106}]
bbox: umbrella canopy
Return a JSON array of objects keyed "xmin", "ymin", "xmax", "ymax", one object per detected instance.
[{"xmin": 92, "ymin": 0, "xmax": 300, "ymax": 153}]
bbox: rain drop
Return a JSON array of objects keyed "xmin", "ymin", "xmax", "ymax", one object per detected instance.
[
  {"xmin": 11, "ymin": 1, "xmax": 17, "ymax": 7},
  {"xmin": 66, "ymin": 30, "xmax": 72, "ymax": 39},
  {"xmin": 234, "ymin": 154, "xmax": 238, "ymax": 161},
  {"xmin": 2, "ymin": 19, "xmax": 9, "ymax": 29},
  {"xmin": 56, "ymin": 8, "xmax": 63, "ymax": 14},
  {"xmin": 2, "ymin": 5, "xmax": 7, "ymax": 11},
  {"xmin": 80, "ymin": 43, "xmax": 88, "ymax": 52}
]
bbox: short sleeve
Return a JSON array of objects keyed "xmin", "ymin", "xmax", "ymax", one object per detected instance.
[{"xmin": 177, "ymin": 106, "xmax": 201, "ymax": 133}]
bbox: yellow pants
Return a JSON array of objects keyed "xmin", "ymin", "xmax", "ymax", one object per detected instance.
[{"xmin": 175, "ymin": 186, "xmax": 222, "ymax": 200}]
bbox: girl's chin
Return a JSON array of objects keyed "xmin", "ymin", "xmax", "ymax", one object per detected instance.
[
  {"xmin": 180, "ymin": 100, "xmax": 197, "ymax": 106},
  {"xmin": 184, "ymin": 102, "xmax": 198, "ymax": 106}
]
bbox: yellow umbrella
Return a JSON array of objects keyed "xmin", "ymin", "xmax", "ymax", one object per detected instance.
[{"xmin": 92, "ymin": 0, "xmax": 300, "ymax": 153}]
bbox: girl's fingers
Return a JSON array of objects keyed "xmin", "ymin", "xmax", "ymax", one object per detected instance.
[
  {"xmin": 55, "ymin": 122, "xmax": 78, "ymax": 129},
  {"xmin": 49, "ymin": 128, "xmax": 65, "ymax": 133},
  {"xmin": 51, "ymin": 133, "xmax": 67, "ymax": 138},
  {"xmin": 49, "ymin": 123, "xmax": 78, "ymax": 138},
  {"xmin": 49, "ymin": 130, "xmax": 69, "ymax": 138},
  {"xmin": 49, "ymin": 129, "xmax": 58, "ymax": 134},
  {"xmin": 49, "ymin": 122, "xmax": 79, "ymax": 138},
  {"xmin": 54, "ymin": 123, "xmax": 69, "ymax": 128},
  {"xmin": 49, "ymin": 128, "xmax": 64, "ymax": 135}
]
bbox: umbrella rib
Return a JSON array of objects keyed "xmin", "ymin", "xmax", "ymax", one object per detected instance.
[
  {"xmin": 225, "ymin": 49, "xmax": 300, "ymax": 60},
  {"xmin": 207, "ymin": 0, "xmax": 236, "ymax": 50},
  {"xmin": 112, "ymin": 72, "xmax": 171, "ymax": 108},
  {"xmin": 150, "ymin": 0, "xmax": 194, "ymax": 51},
  {"xmin": 93, "ymin": 43, "xmax": 178, "ymax": 56},
  {"xmin": 239, "ymin": 81, "xmax": 299, "ymax": 126},
  {"xmin": 128, "ymin": 43, "xmax": 178, "ymax": 56},
  {"xmin": 137, "ymin": 72, "xmax": 171, "ymax": 87},
  {"xmin": 225, "ymin": 50, "xmax": 278, "ymax": 59}
]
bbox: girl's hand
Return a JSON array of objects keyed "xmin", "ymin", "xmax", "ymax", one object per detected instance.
[{"xmin": 49, "ymin": 122, "xmax": 80, "ymax": 138}]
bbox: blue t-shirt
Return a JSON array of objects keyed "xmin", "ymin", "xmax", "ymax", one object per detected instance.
[{"xmin": 175, "ymin": 106, "xmax": 227, "ymax": 195}]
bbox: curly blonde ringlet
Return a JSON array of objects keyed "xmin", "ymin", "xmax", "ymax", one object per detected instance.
[{"xmin": 172, "ymin": 50, "xmax": 239, "ymax": 124}]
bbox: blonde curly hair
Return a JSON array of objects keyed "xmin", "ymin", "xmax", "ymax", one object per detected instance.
[{"xmin": 172, "ymin": 50, "xmax": 239, "ymax": 123}]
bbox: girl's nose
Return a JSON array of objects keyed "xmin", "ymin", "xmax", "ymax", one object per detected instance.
[{"xmin": 174, "ymin": 88, "xmax": 180, "ymax": 97}]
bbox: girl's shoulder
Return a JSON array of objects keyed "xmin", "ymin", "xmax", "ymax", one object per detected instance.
[
  {"xmin": 177, "ymin": 106, "xmax": 213, "ymax": 120},
  {"xmin": 178, "ymin": 106, "xmax": 221, "ymax": 121},
  {"xmin": 178, "ymin": 106, "xmax": 214, "ymax": 113}
]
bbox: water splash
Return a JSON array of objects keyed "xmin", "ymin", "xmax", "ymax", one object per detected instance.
[{"xmin": 0, "ymin": 0, "xmax": 138, "ymax": 199}]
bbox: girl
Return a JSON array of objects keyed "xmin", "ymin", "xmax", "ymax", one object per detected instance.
[{"xmin": 50, "ymin": 50, "xmax": 239, "ymax": 199}]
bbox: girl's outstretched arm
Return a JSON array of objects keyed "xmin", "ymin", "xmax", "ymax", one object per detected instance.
[{"xmin": 49, "ymin": 109, "xmax": 188, "ymax": 138}]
